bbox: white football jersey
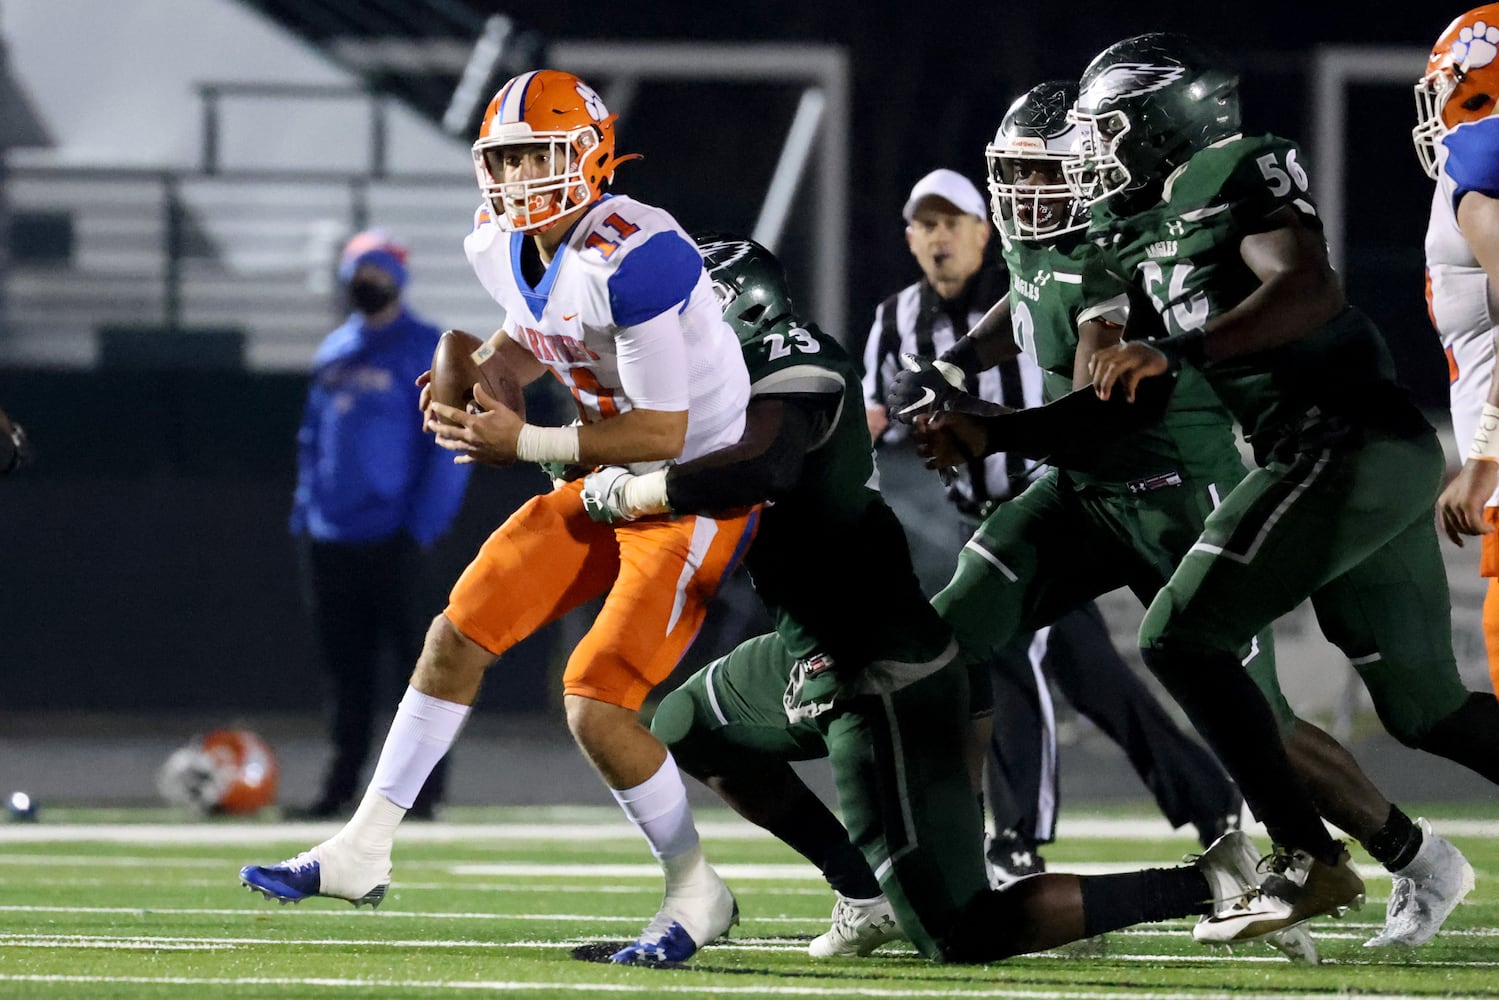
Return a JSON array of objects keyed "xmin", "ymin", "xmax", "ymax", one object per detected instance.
[
  {"xmin": 1426, "ymin": 152, "xmax": 1497, "ymax": 359},
  {"xmin": 464, "ymin": 194, "xmax": 750, "ymax": 468},
  {"xmin": 1428, "ymin": 120, "xmax": 1499, "ymax": 504}
]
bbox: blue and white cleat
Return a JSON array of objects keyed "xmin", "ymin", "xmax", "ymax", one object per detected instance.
[
  {"xmin": 239, "ymin": 844, "xmax": 390, "ymax": 908},
  {"xmin": 610, "ymin": 874, "xmax": 739, "ymax": 965}
]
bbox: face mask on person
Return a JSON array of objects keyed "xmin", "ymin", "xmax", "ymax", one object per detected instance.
[{"xmin": 348, "ymin": 277, "xmax": 398, "ymax": 315}]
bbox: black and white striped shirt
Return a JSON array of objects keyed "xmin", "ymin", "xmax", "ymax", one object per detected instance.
[{"xmin": 861, "ymin": 261, "xmax": 1044, "ymax": 517}]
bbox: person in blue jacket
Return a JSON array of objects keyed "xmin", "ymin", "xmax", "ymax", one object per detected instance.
[{"xmin": 289, "ymin": 229, "xmax": 473, "ymax": 819}]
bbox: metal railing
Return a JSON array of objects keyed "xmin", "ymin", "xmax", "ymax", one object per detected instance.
[
  {"xmin": 2, "ymin": 164, "xmax": 500, "ymax": 370},
  {"xmin": 197, "ymin": 82, "xmax": 395, "ymax": 179}
]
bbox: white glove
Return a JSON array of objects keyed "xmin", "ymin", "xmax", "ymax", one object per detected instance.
[{"xmin": 581, "ymin": 466, "xmax": 637, "ymax": 523}]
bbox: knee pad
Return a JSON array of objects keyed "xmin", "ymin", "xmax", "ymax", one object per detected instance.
[
  {"xmin": 648, "ymin": 685, "xmax": 704, "ymax": 753},
  {"xmin": 648, "ymin": 677, "xmax": 750, "ymax": 782}
]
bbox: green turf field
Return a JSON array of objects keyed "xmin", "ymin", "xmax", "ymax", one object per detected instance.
[{"xmin": 1, "ymin": 805, "xmax": 1495, "ymax": 998}]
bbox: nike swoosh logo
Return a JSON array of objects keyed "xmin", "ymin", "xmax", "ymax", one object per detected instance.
[
  {"xmin": 896, "ymin": 387, "xmax": 937, "ymax": 416},
  {"xmin": 562, "ymin": 312, "xmax": 579, "ymax": 321}
]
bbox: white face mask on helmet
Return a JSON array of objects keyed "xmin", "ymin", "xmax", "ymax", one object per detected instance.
[
  {"xmin": 986, "ymin": 82, "xmax": 1090, "ymax": 244},
  {"xmin": 471, "ymin": 70, "xmax": 639, "ymax": 233},
  {"xmin": 1412, "ymin": 4, "xmax": 1499, "ymax": 180}
]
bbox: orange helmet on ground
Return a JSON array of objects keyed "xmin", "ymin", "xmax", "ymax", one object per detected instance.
[
  {"xmin": 1414, "ymin": 5, "xmax": 1499, "ymax": 178},
  {"xmin": 472, "ymin": 69, "xmax": 640, "ymax": 233},
  {"xmin": 156, "ymin": 729, "xmax": 279, "ymax": 815}
]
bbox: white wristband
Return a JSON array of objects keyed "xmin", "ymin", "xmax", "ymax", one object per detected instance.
[
  {"xmin": 515, "ymin": 424, "xmax": 580, "ymax": 464},
  {"xmin": 620, "ymin": 469, "xmax": 671, "ymax": 517},
  {"xmin": 1470, "ymin": 403, "xmax": 1499, "ymax": 462}
]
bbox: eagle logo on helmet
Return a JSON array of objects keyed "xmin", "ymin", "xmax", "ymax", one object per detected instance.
[
  {"xmin": 696, "ymin": 238, "xmax": 755, "ymax": 272},
  {"xmin": 1083, "ymin": 63, "xmax": 1187, "ymax": 106},
  {"xmin": 698, "ymin": 239, "xmax": 756, "ymax": 314}
]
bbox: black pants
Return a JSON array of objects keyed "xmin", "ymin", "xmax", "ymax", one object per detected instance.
[
  {"xmin": 985, "ymin": 600, "xmax": 1238, "ymax": 845},
  {"xmin": 300, "ymin": 534, "xmax": 447, "ymax": 812}
]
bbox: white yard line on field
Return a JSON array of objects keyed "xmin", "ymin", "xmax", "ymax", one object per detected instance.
[
  {"xmin": 0, "ymin": 975, "xmax": 1464, "ymax": 998},
  {"xmin": 0, "ymin": 816, "xmax": 1494, "ymax": 846}
]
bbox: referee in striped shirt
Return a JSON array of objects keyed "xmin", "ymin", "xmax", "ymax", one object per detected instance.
[{"xmin": 863, "ymin": 169, "xmax": 1039, "ymax": 520}]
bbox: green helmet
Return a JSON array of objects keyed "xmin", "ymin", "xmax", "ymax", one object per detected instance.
[
  {"xmin": 693, "ymin": 232, "xmax": 797, "ymax": 347},
  {"xmin": 1065, "ymin": 33, "xmax": 1240, "ymax": 208},
  {"xmin": 985, "ymin": 80, "xmax": 1088, "ymax": 243}
]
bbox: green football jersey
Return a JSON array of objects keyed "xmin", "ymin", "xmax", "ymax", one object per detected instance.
[
  {"xmin": 736, "ymin": 320, "xmax": 952, "ymax": 677},
  {"xmin": 1092, "ymin": 133, "xmax": 1426, "ymax": 461},
  {"xmin": 1002, "ymin": 235, "xmax": 1244, "ymax": 487}
]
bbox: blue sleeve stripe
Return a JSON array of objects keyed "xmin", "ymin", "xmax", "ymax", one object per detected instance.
[
  {"xmin": 607, "ymin": 231, "xmax": 703, "ymax": 328},
  {"xmin": 1444, "ymin": 119, "xmax": 1499, "ymax": 206}
]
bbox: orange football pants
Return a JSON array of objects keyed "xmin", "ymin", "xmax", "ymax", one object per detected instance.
[
  {"xmin": 1483, "ymin": 509, "xmax": 1499, "ymax": 695},
  {"xmin": 445, "ymin": 479, "xmax": 760, "ymax": 711}
]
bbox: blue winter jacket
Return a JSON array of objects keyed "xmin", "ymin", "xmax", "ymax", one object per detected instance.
[{"xmin": 291, "ymin": 307, "xmax": 472, "ymax": 547}]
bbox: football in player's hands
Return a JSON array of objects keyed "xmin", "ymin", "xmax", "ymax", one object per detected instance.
[{"xmin": 429, "ymin": 329, "xmax": 526, "ymax": 419}]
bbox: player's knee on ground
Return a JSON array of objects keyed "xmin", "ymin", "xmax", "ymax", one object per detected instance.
[
  {"xmin": 939, "ymin": 882, "xmax": 1076, "ymax": 963},
  {"xmin": 940, "ymin": 891, "xmax": 1028, "ymax": 963}
]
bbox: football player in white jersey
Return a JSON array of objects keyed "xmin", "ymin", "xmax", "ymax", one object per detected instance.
[
  {"xmin": 241, "ymin": 70, "xmax": 757, "ymax": 966},
  {"xmin": 1418, "ymin": 4, "xmax": 1499, "ymax": 695}
]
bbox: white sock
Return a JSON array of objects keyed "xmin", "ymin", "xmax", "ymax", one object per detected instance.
[
  {"xmin": 610, "ymin": 754, "xmax": 712, "ymax": 891},
  {"xmin": 369, "ymin": 686, "xmax": 470, "ymax": 809},
  {"xmin": 331, "ymin": 788, "xmax": 406, "ymax": 864}
]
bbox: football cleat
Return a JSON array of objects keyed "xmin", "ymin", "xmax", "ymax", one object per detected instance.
[
  {"xmin": 1365, "ymin": 818, "xmax": 1476, "ymax": 948},
  {"xmin": 985, "ymin": 828, "xmax": 1046, "ymax": 888},
  {"xmin": 1195, "ymin": 839, "xmax": 1363, "ymax": 943},
  {"xmin": 1191, "ymin": 830, "xmax": 1317, "ymax": 961},
  {"xmin": 1265, "ymin": 922, "xmax": 1320, "ymax": 965},
  {"xmin": 609, "ymin": 875, "xmax": 739, "ymax": 965},
  {"xmin": 239, "ymin": 842, "xmax": 390, "ymax": 908},
  {"xmin": 808, "ymin": 892, "xmax": 905, "ymax": 958}
]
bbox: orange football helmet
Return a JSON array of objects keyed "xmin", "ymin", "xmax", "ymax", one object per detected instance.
[
  {"xmin": 156, "ymin": 729, "xmax": 279, "ymax": 815},
  {"xmin": 1414, "ymin": 5, "xmax": 1499, "ymax": 178},
  {"xmin": 472, "ymin": 69, "xmax": 640, "ymax": 233}
]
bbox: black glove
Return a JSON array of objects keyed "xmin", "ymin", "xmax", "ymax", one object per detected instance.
[{"xmin": 886, "ymin": 353, "xmax": 967, "ymax": 425}]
